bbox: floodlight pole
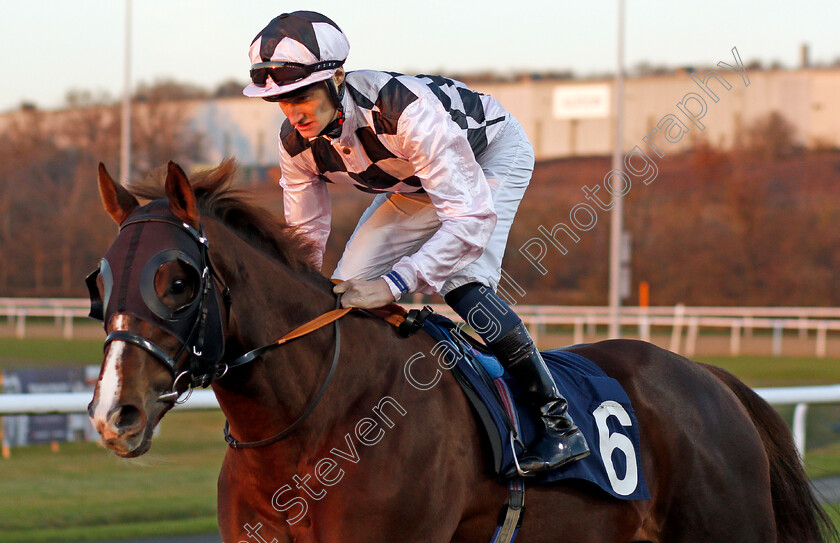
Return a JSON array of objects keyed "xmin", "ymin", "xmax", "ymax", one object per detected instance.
[
  {"xmin": 120, "ymin": 0, "xmax": 132, "ymax": 183},
  {"xmin": 608, "ymin": 0, "xmax": 625, "ymax": 339}
]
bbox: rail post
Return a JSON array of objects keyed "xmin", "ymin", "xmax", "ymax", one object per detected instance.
[
  {"xmin": 685, "ymin": 317, "xmax": 699, "ymax": 357},
  {"xmin": 15, "ymin": 309, "xmax": 25, "ymax": 339},
  {"xmin": 669, "ymin": 304, "xmax": 685, "ymax": 353},
  {"xmin": 573, "ymin": 317, "xmax": 584, "ymax": 345},
  {"xmin": 730, "ymin": 321, "xmax": 742, "ymax": 356},
  {"xmin": 772, "ymin": 320, "xmax": 784, "ymax": 357},
  {"xmin": 816, "ymin": 323, "xmax": 827, "ymax": 359},
  {"xmin": 792, "ymin": 402, "xmax": 808, "ymax": 460}
]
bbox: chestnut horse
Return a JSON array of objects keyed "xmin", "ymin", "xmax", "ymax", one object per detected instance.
[{"xmin": 87, "ymin": 160, "xmax": 835, "ymax": 543}]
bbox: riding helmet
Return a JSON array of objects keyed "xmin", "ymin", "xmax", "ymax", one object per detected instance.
[{"xmin": 243, "ymin": 11, "xmax": 350, "ymax": 100}]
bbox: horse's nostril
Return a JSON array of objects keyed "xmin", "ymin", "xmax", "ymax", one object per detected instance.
[{"xmin": 115, "ymin": 405, "xmax": 143, "ymax": 431}]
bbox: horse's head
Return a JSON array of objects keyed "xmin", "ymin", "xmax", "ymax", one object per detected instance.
[{"xmin": 87, "ymin": 162, "xmax": 227, "ymax": 457}]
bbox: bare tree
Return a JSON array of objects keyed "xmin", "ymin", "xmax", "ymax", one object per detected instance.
[
  {"xmin": 131, "ymin": 81, "xmax": 206, "ymax": 175},
  {"xmin": 0, "ymin": 82, "xmax": 206, "ymax": 297}
]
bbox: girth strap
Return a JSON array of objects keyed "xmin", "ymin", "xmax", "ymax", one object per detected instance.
[{"xmin": 491, "ymin": 478, "xmax": 525, "ymax": 543}]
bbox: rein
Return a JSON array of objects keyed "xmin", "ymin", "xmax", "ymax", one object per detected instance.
[
  {"xmin": 222, "ymin": 297, "xmax": 351, "ymax": 449},
  {"xmin": 220, "ymin": 299, "xmax": 427, "ymax": 449},
  {"xmin": 227, "ymin": 304, "xmax": 351, "ymax": 370}
]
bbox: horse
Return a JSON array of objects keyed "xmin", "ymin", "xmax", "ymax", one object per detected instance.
[{"xmin": 86, "ymin": 159, "xmax": 836, "ymax": 543}]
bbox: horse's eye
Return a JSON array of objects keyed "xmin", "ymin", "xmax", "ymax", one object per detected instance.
[
  {"xmin": 169, "ymin": 279, "xmax": 188, "ymax": 296},
  {"xmin": 154, "ymin": 260, "xmax": 199, "ymax": 311}
]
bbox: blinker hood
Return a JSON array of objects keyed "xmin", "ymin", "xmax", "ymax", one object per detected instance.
[{"xmin": 87, "ymin": 201, "xmax": 226, "ymax": 371}]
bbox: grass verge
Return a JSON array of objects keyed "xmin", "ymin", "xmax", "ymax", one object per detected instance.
[
  {"xmin": 1, "ymin": 517, "xmax": 218, "ymax": 543},
  {"xmin": 0, "ymin": 337, "xmax": 103, "ymax": 369},
  {"xmin": 699, "ymin": 355, "xmax": 840, "ymax": 387},
  {"xmin": 0, "ymin": 411, "xmax": 226, "ymax": 543}
]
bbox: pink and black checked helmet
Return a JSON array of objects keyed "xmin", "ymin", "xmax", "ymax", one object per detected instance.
[{"xmin": 243, "ymin": 11, "xmax": 350, "ymax": 99}]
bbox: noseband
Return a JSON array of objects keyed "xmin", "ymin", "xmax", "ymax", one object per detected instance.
[{"xmin": 87, "ymin": 209, "xmax": 231, "ymax": 401}]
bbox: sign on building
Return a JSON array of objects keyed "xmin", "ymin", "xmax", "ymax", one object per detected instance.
[{"xmin": 552, "ymin": 84, "xmax": 611, "ymax": 119}]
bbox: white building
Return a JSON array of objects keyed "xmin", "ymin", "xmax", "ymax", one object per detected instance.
[
  {"xmin": 3, "ymin": 67, "xmax": 837, "ymax": 165},
  {"xmin": 186, "ymin": 67, "xmax": 840, "ymax": 165}
]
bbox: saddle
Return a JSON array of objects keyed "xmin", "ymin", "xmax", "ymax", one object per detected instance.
[
  {"xmin": 344, "ymin": 300, "xmax": 649, "ymax": 500},
  {"xmin": 418, "ymin": 313, "xmax": 650, "ymax": 501}
]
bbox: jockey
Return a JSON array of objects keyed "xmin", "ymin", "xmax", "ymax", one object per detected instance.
[{"xmin": 244, "ymin": 11, "xmax": 589, "ymax": 475}]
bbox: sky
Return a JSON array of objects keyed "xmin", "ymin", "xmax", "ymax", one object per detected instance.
[{"xmin": 2, "ymin": 0, "xmax": 839, "ymax": 112}]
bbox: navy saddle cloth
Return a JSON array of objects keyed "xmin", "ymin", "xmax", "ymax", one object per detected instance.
[{"xmin": 421, "ymin": 314, "xmax": 650, "ymax": 501}]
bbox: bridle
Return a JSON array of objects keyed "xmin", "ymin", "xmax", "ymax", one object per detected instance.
[
  {"xmin": 87, "ymin": 211, "xmax": 232, "ymax": 402},
  {"xmin": 87, "ymin": 204, "xmax": 352, "ymax": 447}
]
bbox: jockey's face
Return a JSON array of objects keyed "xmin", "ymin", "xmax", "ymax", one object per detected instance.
[{"xmin": 274, "ymin": 83, "xmax": 339, "ymax": 139}]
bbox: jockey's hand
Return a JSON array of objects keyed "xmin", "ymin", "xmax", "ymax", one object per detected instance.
[{"xmin": 333, "ymin": 278, "xmax": 396, "ymax": 309}]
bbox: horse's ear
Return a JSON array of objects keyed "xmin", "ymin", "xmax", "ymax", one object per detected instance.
[
  {"xmin": 98, "ymin": 163, "xmax": 139, "ymax": 225},
  {"xmin": 164, "ymin": 161, "xmax": 199, "ymax": 228}
]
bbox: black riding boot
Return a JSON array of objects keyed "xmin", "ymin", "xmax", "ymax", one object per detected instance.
[{"xmin": 490, "ymin": 323, "xmax": 590, "ymax": 476}]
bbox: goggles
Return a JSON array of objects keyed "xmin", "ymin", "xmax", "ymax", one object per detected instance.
[{"xmin": 249, "ymin": 60, "xmax": 344, "ymax": 87}]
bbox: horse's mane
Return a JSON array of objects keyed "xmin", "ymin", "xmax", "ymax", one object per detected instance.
[{"xmin": 127, "ymin": 159, "xmax": 320, "ymax": 275}]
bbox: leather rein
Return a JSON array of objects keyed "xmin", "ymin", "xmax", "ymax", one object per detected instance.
[
  {"xmin": 221, "ymin": 301, "xmax": 424, "ymax": 449},
  {"xmin": 222, "ymin": 300, "xmax": 351, "ymax": 449}
]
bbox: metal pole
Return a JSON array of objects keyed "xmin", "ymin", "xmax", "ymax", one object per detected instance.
[
  {"xmin": 120, "ymin": 0, "xmax": 132, "ymax": 183},
  {"xmin": 608, "ymin": 0, "xmax": 625, "ymax": 338}
]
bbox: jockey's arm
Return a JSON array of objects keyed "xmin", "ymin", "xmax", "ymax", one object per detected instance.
[{"xmin": 279, "ymin": 150, "xmax": 331, "ymax": 271}]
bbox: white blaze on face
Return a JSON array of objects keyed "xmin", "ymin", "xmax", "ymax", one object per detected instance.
[{"xmin": 93, "ymin": 315, "xmax": 129, "ymax": 424}]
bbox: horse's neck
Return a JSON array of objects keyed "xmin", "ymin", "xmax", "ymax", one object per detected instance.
[
  {"xmin": 202, "ymin": 218, "xmax": 454, "ymax": 472},
  {"xmin": 205, "ymin": 220, "xmax": 343, "ymax": 443}
]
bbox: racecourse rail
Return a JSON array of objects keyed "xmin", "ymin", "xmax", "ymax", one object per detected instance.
[
  {"xmin": 0, "ymin": 388, "xmax": 835, "ymax": 460},
  {"xmin": 3, "ymin": 297, "xmax": 840, "ymax": 357},
  {"xmin": 2, "ymin": 298, "xmax": 840, "ymax": 458}
]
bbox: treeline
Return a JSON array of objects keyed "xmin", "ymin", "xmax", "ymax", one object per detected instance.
[
  {"xmin": 0, "ymin": 85, "xmax": 205, "ymax": 296},
  {"xmin": 1, "ymin": 97, "xmax": 837, "ymax": 308},
  {"xmin": 321, "ymin": 113, "xmax": 840, "ymax": 307},
  {"xmin": 504, "ymin": 114, "xmax": 840, "ymax": 307}
]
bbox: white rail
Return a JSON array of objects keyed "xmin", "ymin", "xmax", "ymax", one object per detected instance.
[
  {"xmin": 0, "ymin": 387, "xmax": 833, "ymax": 458},
  {"xmin": 424, "ymin": 303, "xmax": 840, "ymax": 358},
  {"xmin": 0, "ymin": 390, "xmax": 220, "ymax": 414},
  {"xmin": 3, "ymin": 298, "xmax": 840, "ymax": 357},
  {"xmin": 0, "ymin": 298, "xmax": 91, "ymax": 339}
]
